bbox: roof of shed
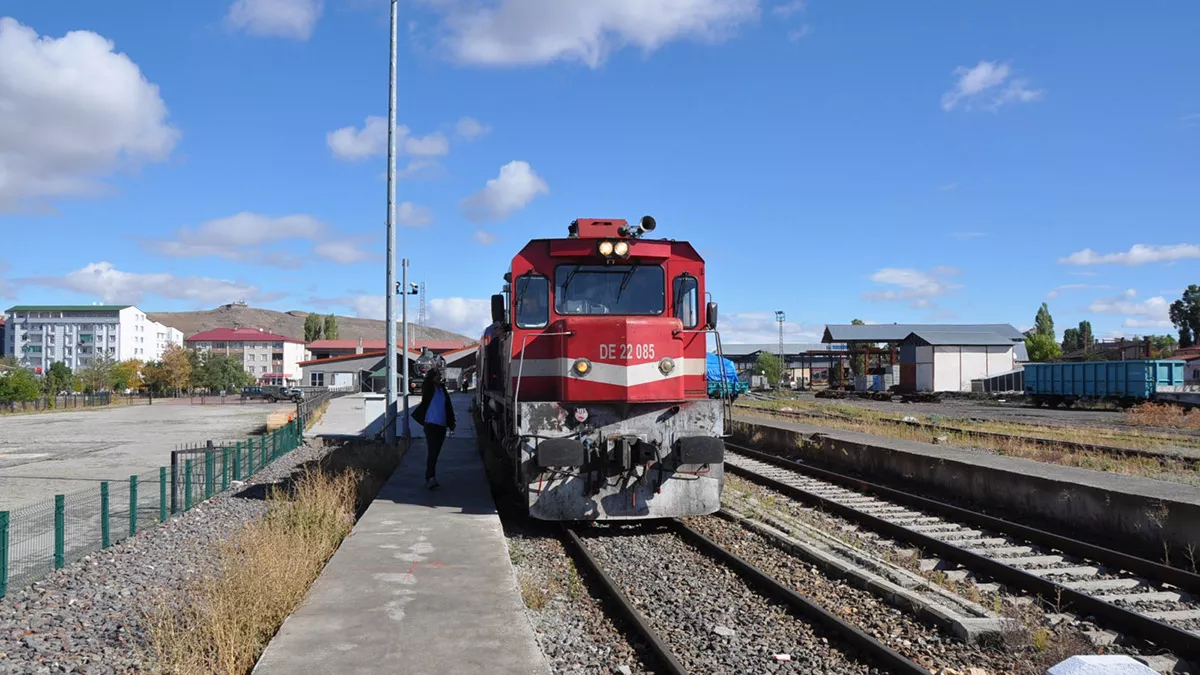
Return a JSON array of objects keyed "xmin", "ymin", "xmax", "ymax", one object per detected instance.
[
  {"xmin": 824, "ymin": 323, "xmax": 1024, "ymax": 343},
  {"xmin": 720, "ymin": 343, "xmax": 842, "ymax": 358},
  {"xmin": 903, "ymin": 330, "xmax": 1018, "ymax": 346}
]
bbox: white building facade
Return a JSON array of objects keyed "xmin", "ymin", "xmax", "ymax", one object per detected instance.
[
  {"xmin": 3, "ymin": 305, "xmax": 184, "ymax": 373},
  {"xmin": 899, "ymin": 331, "xmax": 1019, "ymax": 393},
  {"xmin": 185, "ymin": 327, "xmax": 308, "ymax": 384}
]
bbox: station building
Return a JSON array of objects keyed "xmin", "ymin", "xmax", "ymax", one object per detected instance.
[
  {"xmin": 298, "ymin": 345, "xmax": 477, "ymax": 392},
  {"xmin": 4, "ymin": 305, "xmax": 183, "ymax": 373}
]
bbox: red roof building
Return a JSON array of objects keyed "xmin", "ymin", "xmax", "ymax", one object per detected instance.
[
  {"xmin": 186, "ymin": 327, "xmax": 307, "ymax": 385},
  {"xmin": 307, "ymin": 338, "xmax": 475, "ymax": 360}
]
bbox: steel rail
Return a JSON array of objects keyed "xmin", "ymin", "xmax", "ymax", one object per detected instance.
[
  {"xmin": 723, "ymin": 442, "xmax": 1200, "ymax": 659},
  {"xmin": 559, "ymin": 526, "xmax": 688, "ymax": 675},
  {"xmin": 669, "ymin": 519, "xmax": 930, "ymax": 675},
  {"xmin": 735, "ymin": 404, "xmax": 1200, "ymax": 465}
]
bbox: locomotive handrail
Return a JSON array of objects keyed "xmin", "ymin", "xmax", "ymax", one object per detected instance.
[
  {"xmin": 674, "ymin": 328, "xmax": 733, "ymax": 435},
  {"xmin": 513, "ymin": 331, "xmax": 575, "ymax": 433}
]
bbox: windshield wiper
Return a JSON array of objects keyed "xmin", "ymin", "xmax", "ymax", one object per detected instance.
[
  {"xmin": 616, "ymin": 263, "xmax": 640, "ymax": 303},
  {"xmin": 562, "ymin": 265, "xmax": 582, "ymax": 292}
]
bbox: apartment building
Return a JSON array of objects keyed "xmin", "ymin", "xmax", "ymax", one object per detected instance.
[
  {"xmin": 3, "ymin": 305, "xmax": 184, "ymax": 372},
  {"xmin": 185, "ymin": 327, "xmax": 307, "ymax": 384}
]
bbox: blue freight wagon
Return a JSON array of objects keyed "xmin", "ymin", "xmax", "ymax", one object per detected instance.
[
  {"xmin": 706, "ymin": 353, "xmax": 748, "ymax": 400},
  {"xmin": 1022, "ymin": 359, "xmax": 1186, "ymax": 408}
]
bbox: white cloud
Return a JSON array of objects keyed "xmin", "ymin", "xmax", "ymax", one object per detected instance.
[
  {"xmin": 146, "ymin": 212, "xmax": 368, "ymax": 267},
  {"xmin": 397, "ymin": 201, "xmax": 433, "ymax": 226},
  {"xmin": 1059, "ymin": 243, "xmax": 1200, "ymax": 266},
  {"xmin": 455, "ymin": 116, "xmax": 491, "ymax": 140},
  {"xmin": 327, "ymin": 116, "xmax": 388, "ymax": 161},
  {"xmin": 940, "ymin": 60, "xmax": 1043, "ymax": 112},
  {"xmin": 226, "ymin": 0, "xmax": 323, "ymax": 40},
  {"xmin": 429, "ymin": 297, "xmax": 493, "ymax": 337},
  {"xmin": 786, "ymin": 25, "xmax": 812, "ymax": 42},
  {"xmin": 473, "ymin": 230, "xmax": 499, "ymax": 245},
  {"xmin": 28, "ymin": 262, "xmax": 268, "ymax": 306},
  {"xmin": 312, "ymin": 240, "xmax": 375, "ymax": 264},
  {"xmin": 0, "ymin": 18, "xmax": 179, "ymax": 212},
  {"xmin": 863, "ymin": 267, "xmax": 961, "ymax": 308},
  {"xmin": 773, "ymin": 0, "xmax": 806, "ymax": 16},
  {"xmin": 327, "ymin": 116, "xmax": 450, "ymax": 162},
  {"xmin": 461, "ymin": 160, "xmax": 549, "ymax": 222},
  {"xmin": 346, "ymin": 295, "xmax": 492, "ymax": 337},
  {"xmin": 1087, "ymin": 289, "xmax": 1172, "ymax": 328},
  {"xmin": 716, "ymin": 311, "xmax": 821, "ymax": 344},
  {"xmin": 425, "ymin": 0, "xmax": 758, "ymax": 68},
  {"xmin": 0, "ymin": 260, "xmax": 14, "ymax": 300},
  {"xmin": 1045, "ymin": 283, "xmax": 1111, "ymax": 299}
]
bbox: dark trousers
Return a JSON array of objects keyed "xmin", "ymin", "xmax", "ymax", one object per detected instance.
[{"xmin": 425, "ymin": 424, "xmax": 447, "ymax": 479}]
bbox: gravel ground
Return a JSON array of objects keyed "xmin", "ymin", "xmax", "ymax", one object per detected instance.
[
  {"xmin": 721, "ymin": 474, "xmax": 1168, "ymax": 672},
  {"xmin": 506, "ymin": 531, "xmax": 652, "ymax": 675},
  {"xmin": 0, "ymin": 442, "xmax": 331, "ymax": 675},
  {"xmin": 582, "ymin": 524, "xmax": 881, "ymax": 675},
  {"xmin": 681, "ymin": 514, "xmax": 1019, "ymax": 673}
]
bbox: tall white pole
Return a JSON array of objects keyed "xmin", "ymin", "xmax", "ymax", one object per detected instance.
[
  {"xmin": 384, "ymin": 0, "xmax": 399, "ymax": 445},
  {"xmin": 402, "ymin": 258, "xmax": 410, "ymax": 439}
]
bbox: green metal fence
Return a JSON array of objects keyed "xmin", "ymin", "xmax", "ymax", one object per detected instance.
[{"xmin": 0, "ymin": 417, "xmax": 306, "ymax": 599}]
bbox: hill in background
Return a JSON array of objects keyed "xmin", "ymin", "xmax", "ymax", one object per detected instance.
[{"xmin": 148, "ymin": 303, "xmax": 476, "ymax": 345}]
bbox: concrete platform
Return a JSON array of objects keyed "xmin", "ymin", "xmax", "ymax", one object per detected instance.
[
  {"xmin": 732, "ymin": 411, "xmax": 1200, "ymax": 561},
  {"xmin": 307, "ymin": 392, "xmax": 439, "ymax": 440},
  {"xmin": 254, "ymin": 394, "xmax": 549, "ymax": 675}
]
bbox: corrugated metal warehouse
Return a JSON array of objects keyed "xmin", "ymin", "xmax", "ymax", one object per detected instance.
[{"xmin": 899, "ymin": 331, "xmax": 1020, "ymax": 392}]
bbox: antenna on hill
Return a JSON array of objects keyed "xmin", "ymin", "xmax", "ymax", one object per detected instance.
[{"xmin": 417, "ymin": 277, "xmax": 428, "ymax": 327}]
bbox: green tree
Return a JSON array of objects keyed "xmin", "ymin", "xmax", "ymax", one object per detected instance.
[
  {"xmin": 323, "ymin": 314, "xmax": 339, "ymax": 340},
  {"xmin": 756, "ymin": 351, "xmax": 783, "ymax": 386},
  {"xmin": 197, "ymin": 354, "xmax": 254, "ymax": 393},
  {"xmin": 0, "ymin": 367, "xmax": 42, "ymax": 402},
  {"xmin": 1169, "ymin": 285, "xmax": 1200, "ymax": 348},
  {"xmin": 1034, "ymin": 302, "xmax": 1055, "ymax": 340},
  {"xmin": 161, "ymin": 344, "xmax": 193, "ymax": 394},
  {"xmin": 111, "ymin": 359, "xmax": 143, "ymax": 391},
  {"xmin": 44, "ymin": 361, "xmax": 73, "ymax": 396},
  {"xmin": 304, "ymin": 313, "xmax": 324, "ymax": 342},
  {"xmin": 1061, "ymin": 328, "xmax": 1081, "ymax": 353},
  {"xmin": 1078, "ymin": 320, "xmax": 1094, "ymax": 351},
  {"xmin": 1150, "ymin": 334, "xmax": 1178, "ymax": 358},
  {"xmin": 79, "ymin": 355, "xmax": 116, "ymax": 393},
  {"xmin": 1025, "ymin": 332, "xmax": 1062, "ymax": 362},
  {"xmin": 849, "ymin": 318, "xmax": 868, "ymax": 376}
]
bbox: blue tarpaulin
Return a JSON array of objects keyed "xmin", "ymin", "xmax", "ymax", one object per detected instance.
[{"xmin": 706, "ymin": 353, "xmax": 738, "ymax": 382}]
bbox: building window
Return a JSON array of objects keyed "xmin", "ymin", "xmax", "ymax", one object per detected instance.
[
  {"xmin": 673, "ymin": 274, "xmax": 699, "ymax": 329},
  {"xmin": 310, "ymin": 372, "xmax": 325, "ymax": 387},
  {"xmin": 514, "ymin": 274, "xmax": 549, "ymax": 328},
  {"xmin": 261, "ymin": 366, "xmax": 268, "ymax": 373},
  {"xmin": 274, "ymin": 342, "xmax": 284, "ymax": 349}
]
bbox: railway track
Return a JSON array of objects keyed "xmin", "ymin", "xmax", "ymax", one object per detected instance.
[
  {"xmin": 736, "ymin": 404, "xmax": 1200, "ymax": 465},
  {"xmin": 561, "ymin": 521, "xmax": 929, "ymax": 674},
  {"xmin": 724, "ymin": 441, "xmax": 1200, "ymax": 662}
]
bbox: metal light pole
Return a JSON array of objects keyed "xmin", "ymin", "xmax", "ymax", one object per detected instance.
[
  {"xmin": 401, "ymin": 258, "xmax": 410, "ymax": 439},
  {"xmin": 383, "ymin": 0, "xmax": 399, "ymax": 445}
]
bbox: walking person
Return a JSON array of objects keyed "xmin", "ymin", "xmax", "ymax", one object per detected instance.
[{"xmin": 411, "ymin": 368, "xmax": 455, "ymax": 489}]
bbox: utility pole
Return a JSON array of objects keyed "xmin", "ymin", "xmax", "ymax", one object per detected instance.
[
  {"xmin": 383, "ymin": 0, "xmax": 399, "ymax": 445},
  {"xmin": 775, "ymin": 310, "xmax": 786, "ymax": 387},
  {"xmin": 402, "ymin": 258, "xmax": 411, "ymax": 439}
]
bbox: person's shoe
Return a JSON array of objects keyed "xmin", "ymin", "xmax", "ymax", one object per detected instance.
[{"xmin": 426, "ymin": 477, "xmax": 440, "ymax": 490}]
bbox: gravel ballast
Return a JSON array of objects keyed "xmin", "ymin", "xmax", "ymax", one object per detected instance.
[
  {"xmin": 582, "ymin": 524, "xmax": 880, "ymax": 674},
  {"xmin": 0, "ymin": 442, "xmax": 332, "ymax": 674},
  {"xmin": 506, "ymin": 532, "xmax": 652, "ymax": 675}
]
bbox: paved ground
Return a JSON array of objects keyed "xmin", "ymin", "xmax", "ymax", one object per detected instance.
[
  {"xmin": 0, "ymin": 401, "xmax": 294, "ymax": 511},
  {"xmin": 255, "ymin": 393, "xmax": 549, "ymax": 675}
]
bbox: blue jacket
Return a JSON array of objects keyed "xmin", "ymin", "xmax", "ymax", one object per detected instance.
[{"xmin": 412, "ymin": 384, "xmax": 455, "ymax": 430}]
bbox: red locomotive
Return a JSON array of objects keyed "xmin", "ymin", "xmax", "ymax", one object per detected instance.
[{"xmin": 474, "ymin": 216, "xmax": 728, "ymax": 520}]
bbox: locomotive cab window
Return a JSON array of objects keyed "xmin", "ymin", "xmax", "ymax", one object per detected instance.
[
  {"xmin": 673, "ymin": 274, "xmax": 699, "ymax": 328},
  {"xmin": 514, "ymin": 274, "xmax": 549, "ymax": 328},
  {"xmin": 555, "ymin": 264, "xmax": 665, "ymax": 315}
]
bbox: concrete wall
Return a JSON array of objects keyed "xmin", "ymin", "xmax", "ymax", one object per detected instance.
[
  {"xmin": 731, "ymin": 418, "xmax": 1200, "ymax": 561},
  {"xmin": 929, "ymin": 345, "xmax": 1016, "ymax": 392}
]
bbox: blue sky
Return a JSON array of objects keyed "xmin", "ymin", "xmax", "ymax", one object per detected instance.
[{"xmin": 0, "ymin": 0, "xmax": 1197, "ymax": 343}]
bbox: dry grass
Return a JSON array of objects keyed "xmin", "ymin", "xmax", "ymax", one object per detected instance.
[
  {"xmin": 739, "ymin": 404, "xmax": 1200, "ymax": 486},
  {"xmin": 1126, "ymin": 402, "xmax": 1200, "ymax": 430},
  {"xmin": 142, "ymin": 446, "xmax": 394, "ymax": 675}
]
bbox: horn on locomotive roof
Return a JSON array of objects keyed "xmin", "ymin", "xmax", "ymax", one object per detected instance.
[{"xmin": 619, "ymin": 215, "xmax": 656, "ymax": 239}]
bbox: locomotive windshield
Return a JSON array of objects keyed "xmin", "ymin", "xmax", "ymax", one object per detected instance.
[{"xmin": 554, "ymin": 264, "xmax": 665, "ymax": 315}]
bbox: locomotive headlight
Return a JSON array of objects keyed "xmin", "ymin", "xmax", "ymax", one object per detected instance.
[
  {"xmin": 597, "ymin": 241, "xmax": 614, "ymax": 256},
  {"xmin": 572, "ymin": 358, "xmax": 592, "ymax": 376},
  {"xmin": 658, "ymin": 357, "xmax": 676, "ymax": 375},
  {"xmin": 613, "ymin": 241, "xmax": 630, "ymax": 257}
]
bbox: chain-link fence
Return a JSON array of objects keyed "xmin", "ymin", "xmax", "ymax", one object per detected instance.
[{"xmin": 0, "ymin": 416, "xmax": 309, "ymax": 599}]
